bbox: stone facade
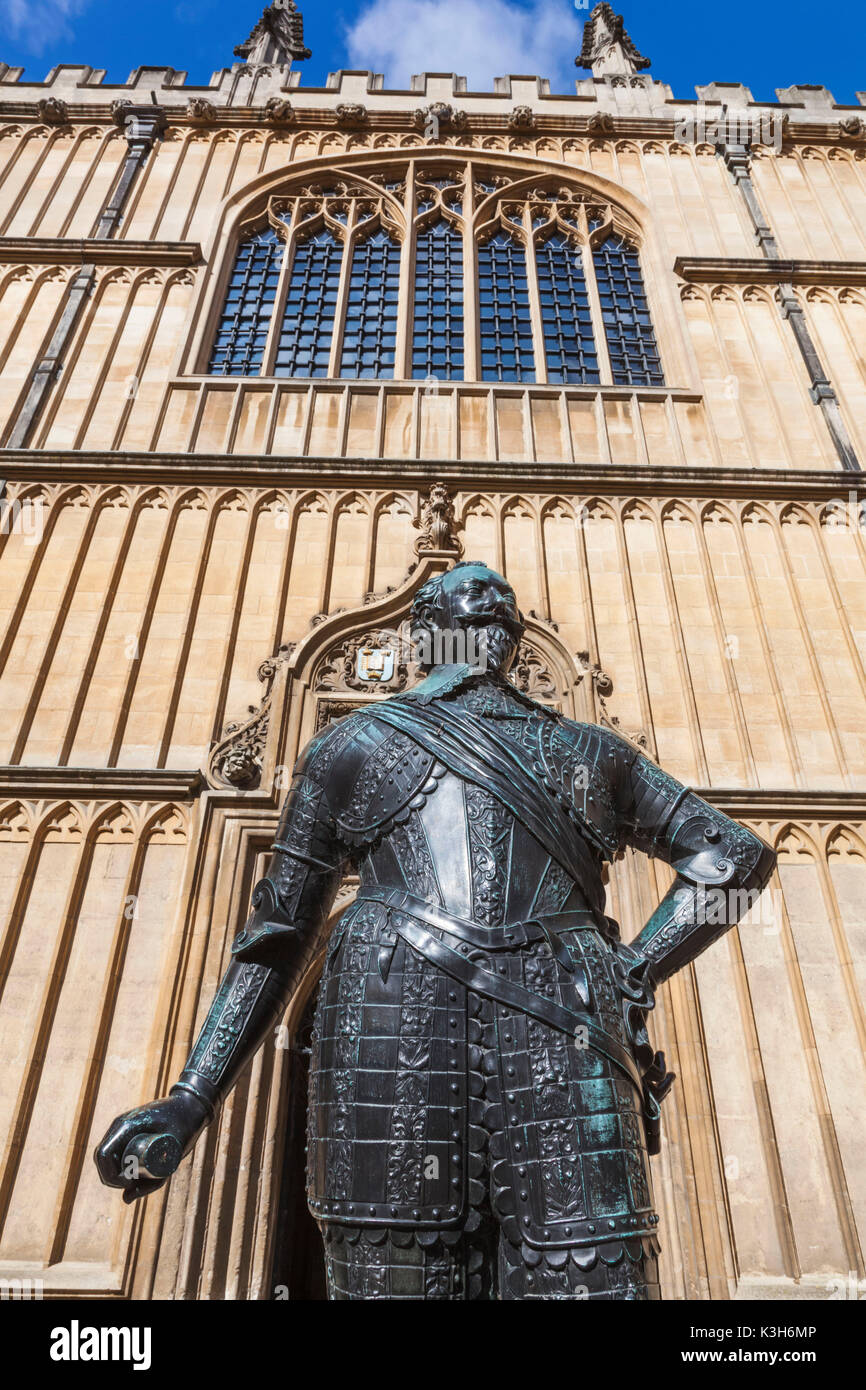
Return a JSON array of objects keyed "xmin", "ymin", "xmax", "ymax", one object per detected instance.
[{"xmin": 0, "ymin": 7, "xmax": 865, "ymax": 1300}]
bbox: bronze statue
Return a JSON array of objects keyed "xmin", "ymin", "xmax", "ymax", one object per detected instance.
[{"xmin": 96, "ymin": 562, "xmax": 775, "ymax": 1299}]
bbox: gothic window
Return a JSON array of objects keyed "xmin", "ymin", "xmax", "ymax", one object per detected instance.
[
  {"xmin": 208, "ymin": 226, "xmax": 283, "ymax": 376},
  {"xmin": 593, "ymin": 235, "xmax": 664, "ymax": 386},
  {"xmin": 339, "ymin": 230, "xmax": 400, "ymax": 378},
  {"xmin": 478, "ymin": 231, "xmax": 534, "ymax": 382},
  {"xmin": 275, "ymin": 228, "xmax": 343, "ymax": 378},
  {"xmin": 536, "ymin": 233, "xmax": 599, "ymax": 385},
  {"xmin": 412, "ymin": 219, "xmax": 464, "ymax": 380},
  {"xmin": 206, "ymin": 164, "xmax": 664, "ymax": 387}
]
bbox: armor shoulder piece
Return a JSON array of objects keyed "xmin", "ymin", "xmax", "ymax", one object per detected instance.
[
  {"xmin": 332, "ymin": 719, "xmax": 447, "ymax": 847},
  {"xmin": 534, "ymin": 717, "xmax": 631, "ymax": 859}
]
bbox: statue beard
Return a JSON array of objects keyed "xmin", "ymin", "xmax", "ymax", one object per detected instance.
[{"xmin": 473, "ymin": 620, "xmax": 517, "ymax": 674}]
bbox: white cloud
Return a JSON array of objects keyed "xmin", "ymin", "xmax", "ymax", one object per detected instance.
[
  {"xmin": 345, "ymin": 0, "xmax": 585, "ymax": 91},
  {"xmin": 0, "ymin": 0, "xmax": 90, "ymax": 54}
]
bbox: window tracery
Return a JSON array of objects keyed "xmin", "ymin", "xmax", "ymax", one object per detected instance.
[{"xmin": 207, "ymin": 162, "xmax": 664, "ymax": 387}]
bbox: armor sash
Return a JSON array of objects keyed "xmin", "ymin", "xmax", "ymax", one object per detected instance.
[
  {"xmin": 358, "ymin": 888, "xmax": 644, "ymax": 1099},
  {"xmin": 369, "ymin": 698, "xmax": 606, "ymax": 916}
]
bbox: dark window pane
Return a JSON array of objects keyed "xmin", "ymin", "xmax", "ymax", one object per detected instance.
[
  {"xmin": 207, "ymin": 225, "xmax": 284, "ymax": 376},
  {"xmin": 592, "ymin": 235, "xmax": 665, "ymax": 386}
]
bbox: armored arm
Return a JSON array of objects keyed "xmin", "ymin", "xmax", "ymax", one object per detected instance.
[
  {"xmin": 618, "ymin": 749, "xmax": 776, "ymax": 985},
  {"xmin": 96, "ymin": 728, "xmax": 351, "ymax": 1200},
  {"xmin": 175, "ymin": 743, "xmax": 349, "ymax": 1116}
]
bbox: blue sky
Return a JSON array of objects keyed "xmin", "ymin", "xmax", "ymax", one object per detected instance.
[{"xmin": 0, "ymin": 0, "xmax": 863, "ymax": 105}]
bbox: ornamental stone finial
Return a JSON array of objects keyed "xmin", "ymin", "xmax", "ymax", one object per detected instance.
[
  {"xmin": 576, "ymin": 3, "xmax": 650, "ymax": 78},
  {"xmin": 235, "ymin": 0, "xmax": 311, "ymax": 66}
]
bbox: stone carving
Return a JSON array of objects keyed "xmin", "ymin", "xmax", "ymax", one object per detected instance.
[
  {"xmin": 36, "ymin": 97, "xmax": 68, "ymax": 125},
  {"xmin": 839, "ymin": 116, "xmax": 864, "ymax": 138},
  {"xmin": 413, "ymin": 102, "xmax": 467, "ymax": 133},
  {"xmin": 510, "ymin": 643, "xmax": 559, "ymax": 701},
  {"xmin": 314, "ymin": 630, "xmax": 418, "ymax": 695},
  {"xmin": 265, "ymin": 97, "xmax": 296, "ymax": 123},
  {"xmin": 576, "ymin": 3, "xmax": 651, "ymax": 77},
  {"xmin": 234, "ymin": 0, "xmax": 311, "ymax": 65},
  {"xmin": 587, "ymin": 111, "xmax": 616, "ymax": 135},
  {"xmin": 509, "ymin": 105, "xmax": 535, "ymax": 130},
  {"xmin": 207, "ymin": 643, "xmax": 294, "ymax": 789},
  {"xmin": 413, "ymin": 482, "xmax": 462, "ymax": 555},
  {"xmin": 186, "ymin": 98, "xmax": 217, "ymax": 124},
  {"xmin": 335, "ymin": 103, "xmax": 368, "ymax": 128}
]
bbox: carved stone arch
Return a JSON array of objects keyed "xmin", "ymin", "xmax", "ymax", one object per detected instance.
[
  {"xmin": 621, "ymin": 497, "xmax": 656, "ymax": 523},
  {"xmin": 332, "ymin": 489, "xmax": 371, "ymax": 518},
  {"xmin": 742, "ymin": 283, "xmax": 773, "ymax": 305},
  {"xmin": 213, "ymin": 487, "xmax": 250, "ymax": 514},
  {"xmin": 539, "ymin": 495, "xmax": 578, "ymax": 523},
  {"xmin": 175, "ymin": 486, "xmax": 210, "ymax": 512},
  {"xmin": 294, "ymin": 488, "xmax": 331, "ymax": 516},
  {"xmin": 54, "ymin": 483, "xmax": 93, "ymax": 510},
  {"xmin": 94, "ymin": 483, "xmax": 133, "ymax": 511},
  {"xmin": 700, "ymin": 499, "xmax": 738, "ymax": 526},
  {"xmin": 37, "ymin": 801, "xmax": 84, "ymax": 843},
  {"xmin": 374, "ymin": 487, "xmax": 415, "ymax": 514},
  {"xmin": 579, "ymin": 495, "xmax": 618, "ymax": 523},
  {"xmin": 10, "ymin": 480, "xmax": 55, "ymax": 507},
  {"xmin": 141, "ymin": 803, "xmax": 189, "ymax": 842},
  {"xmin": 0, "ymin": 799, "xmax": 34, "ymax": 840},
  {"xmin": 774, "ymin": 822, "xmax": 819, "ymax": 862},
  {"xmin": 740, "ymin": 500, "xmax": 775, "ymax": 526},
  {"xmin": 90, "ymin": 801, "xmax": 137, "ymax": 844},
  {"xmin": 251, "ymin": 487, "xmax": 292, "ymax": 520},
  {"xmin": 804, "ymin": 286, "xmax": 836, "ymax": 305},
  {"xmin": 661, "ymin": 498, "xmax": 698, "ymax": 525},
  {"xmin": 778, "ymin": 501, "xmax": 814, "ymax": 527},
  {"xmin": 824, "ymin": 825, "xmax": 866, "ymax": 862},
  {"xmin": 459, "ymin": 492, "xmax": 498, "ymax": 521},
  {"xmin": 501, "ymin": 494, "xmax": 538, "ymax": 521}
]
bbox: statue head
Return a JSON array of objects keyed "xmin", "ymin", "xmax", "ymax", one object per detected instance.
[{"xmin": 409, "ymin": 562, "xmax": 525, "ymax": 675}]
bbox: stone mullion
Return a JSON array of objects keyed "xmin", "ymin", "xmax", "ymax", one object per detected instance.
[
  {"xmin": 26, "ymin": 127, "xmax": 97, "ymax": 239},
  {"xmin": 262, "ymin": 213, "xmax": 297, "ymax": 378},
  {"xmin": 523, "ymin": 208, "xmax": 547, "ymax": 384},
  {"xmin": 327, "ymin": 204, "xmax": 357, "ymax": 379},
  {"xmin": 393, "ymin": 160, "xmax": 416, "ymax": 380},
  {"xmin": 462, "ymin": 175, "xmax": 477, "ymax": 382},
  {"xmin": 768, "ymin": 867, "xmax": 864, "ymax": 1278},
  {"xmin": 0, "ymin": 130, "xmax": 63, "ymax": 233},
  {"xmin": 581, "ymin": 239, "xmax": 612, "ymax": 384},
  {"xmin": 726, "ymin": 288, "xmax": 802, "ymax": 469}
]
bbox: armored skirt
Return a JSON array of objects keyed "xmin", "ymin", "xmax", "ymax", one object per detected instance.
[{"xmin": 306, "ymin": 895, "xmax": 661, "ymax": 1301}]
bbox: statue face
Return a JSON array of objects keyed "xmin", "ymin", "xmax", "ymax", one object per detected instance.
[{"xmin": 431, "ymin": 564, "xmax": 523, "ymax": 674}]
